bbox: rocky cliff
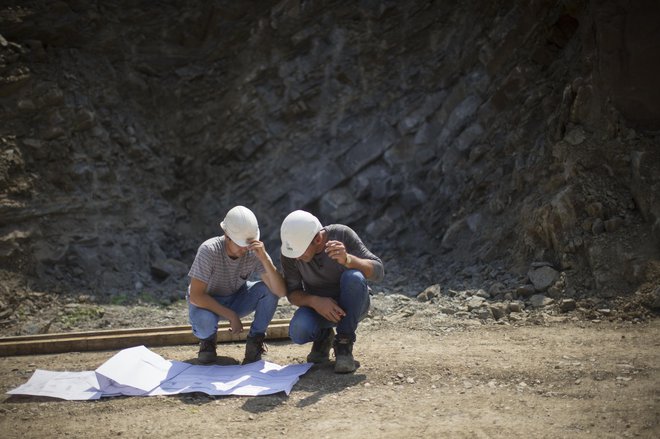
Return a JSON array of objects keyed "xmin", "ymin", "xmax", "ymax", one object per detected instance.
[{"xmin": 0, "ymin": 0, "xmax": 658, "ymax": 309}]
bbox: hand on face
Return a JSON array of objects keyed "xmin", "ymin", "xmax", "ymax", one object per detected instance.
[
  {"xmin": 325, "ymin": 240, "xmax": 349, "ymax": 265},
  {"xmin": 247, "ymin": 239, "xmax": 268, "ymax": 260}
]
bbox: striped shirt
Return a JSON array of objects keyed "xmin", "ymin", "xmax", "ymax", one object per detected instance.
[{"xmin": 188, "ymin": 236, "xmax": 265, "ymax": 296}]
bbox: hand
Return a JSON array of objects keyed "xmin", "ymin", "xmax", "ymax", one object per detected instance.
[
  {"xmin": 227, "ymin": 312, "xmax": 244, "ymax": 334},
  {"xmin": 325, "ymin": 240, "xmax": 350, "ymax": 266},
  {"xmin": 247, "ymin": 239, "xmax": 268, "ymax": 261},
  {"xmin": 312, "ymin": 296, "xmax": 346, "ymax": 323}
]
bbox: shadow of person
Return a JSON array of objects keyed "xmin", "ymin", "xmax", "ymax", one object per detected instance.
[
  {"xmin": 294, "ymin": 362, "xmax": 366, "ymax": 408},
  {"xmin": 181, "ymin": 355, "xmax": 240, "ymax": 366},
  {"xmin": 240, "ymin": 361, "xmax": 365, "ymax": 414},
  {"xmin": 241, "ymin": 392, "xmax": 289, "ymax": 413}
]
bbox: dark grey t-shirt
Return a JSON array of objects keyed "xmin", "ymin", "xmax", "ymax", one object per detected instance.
[{"xmin": 281, "ymin": 224, "xmax": 384, "ymax": 298}]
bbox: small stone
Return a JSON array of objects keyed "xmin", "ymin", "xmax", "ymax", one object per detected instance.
[
  {"xmin": 516, "ymin": 284, "xmax": 536, "ymax": 297},
  {"xmin": 489, "ymin": 304, "xmax": 507, "ymax": 320},
  {"xmin": 508, "ymin": 301, "xmax": 524, "ymax": 312},
  {"xmin": 475, "ymin": 289, "xmax": 490, "ymax": 299},
  {"xmin": 529, "ymin": 294, "xmax": 554, "ymax": 308},
  {"xmin": 559, "ymin": 299, "xmax": 577, "ymax": 312},
  {"xmin": 417, "ymin": 284, "xmax": 441, "ymax": 302}
]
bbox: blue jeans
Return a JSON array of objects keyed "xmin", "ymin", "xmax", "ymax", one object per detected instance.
[
  {"xmin": 188, "ymin": 281, "xmax": 279, "ymax": 340},
  {"xmin": 289, "ymin": 270, "xmax": 370, "ymax": 344}
]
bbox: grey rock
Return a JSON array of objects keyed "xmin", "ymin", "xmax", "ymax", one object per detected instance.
[
  {"xmin": 474, "ymin": 307, "xmax": 493, "ymax": 320},
  {"xmin": 516, "ymin": 284, "xmax": 536, "ymax": 297},
  {"xmin": 467, "ymin": 296, "xmax": 486, "ymax": 311},
  {"xmin": 529, "ymin": 294, "xmax": 554, "ymax": 308},
  {"xmin": 417, "ymin": 284, "xmax": 441, "ymax": 302},
  {"xmin": 559, "ymin": 298, "xmax": 576, "ymax": 312},
  {"xmin": 508, "ymin": 301, "xmax": 524, "ymax": 313},
  {"xmin": 0, "ymin": 0, "xmax": 656, "ymax": 306},
  {"xmin": 489, "ymin": 303, "xmax": 507, "ymax": 320},
  {"xmin": 475, "ymin": 289, "xmax": 490, "ymax": 299},
  {"xmin": 151, "ymin": 259, "xmax": 189, "ymax": 280},
  {"xmin": 319, "ymin": 188, "xmax": 361, "ymax": 223},
  {"xmin": 528, "ymin": 266, "xmax": 560, "ymax": 291},
  {"xmin": 488, "ymin": 282, "xmax": 506, "ymax": 296}
]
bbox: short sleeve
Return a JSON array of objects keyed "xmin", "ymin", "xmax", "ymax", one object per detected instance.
[{"xmin": 188, "ymin": 244, "xmax": 214, "ymax": 284}]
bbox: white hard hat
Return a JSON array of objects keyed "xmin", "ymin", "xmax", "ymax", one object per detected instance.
[
  {"xmin": 280, "ymin": 210, "xmax": 322, "ymax": 258},
  {"xmin": 220, "ymin": 206, "xmax": 260, "ymax": 247}
]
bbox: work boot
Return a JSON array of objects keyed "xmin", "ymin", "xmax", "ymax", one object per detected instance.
[
  {"xmin": 197, "ymin": 336, "xmax": 217, "ymax": 364},
  {"xmin": 333, "ymin": 335, "xmax": 356, "ymax": 374},
  {"xmin": 242, "ymin": 334, "xmax": 267, "ymax": 364},
  {"xmin": 306, "ymin": 327, "xmax": 334, "ymax": 364}
]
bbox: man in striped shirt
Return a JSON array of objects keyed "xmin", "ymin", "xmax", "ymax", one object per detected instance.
[{"xmin": 187, "ymin": 206, "xmax": 286, "ymax": 364}]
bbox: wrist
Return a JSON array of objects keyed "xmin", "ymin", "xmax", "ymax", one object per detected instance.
[{"xmin": 344, "ymin": 254, "xmax": 352, "ymax": 268}]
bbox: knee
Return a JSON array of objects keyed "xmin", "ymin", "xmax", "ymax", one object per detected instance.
[
  {"xmin": 251, "ymin": 281, "xmax": 276, "ymax": 299},
  {"xmin": 189, "ymin": 307, "xmax": 218, "ymax": 339},
  {"xmin": 288, "ymin": 310, "xmax": 315, "ymax": 344},
  {"xmin": 340, "ymin": 269, "xmax": 367, "ymax": 291},
  {"xmin": 190, "ymin": 307, "xmax": 217, "ymax": 326},
  {"xmin": 288, "ymin": 320, "xmax": 310, "ymax": 344}
]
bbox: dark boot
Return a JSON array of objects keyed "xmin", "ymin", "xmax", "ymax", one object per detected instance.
[
  {"xmin": 333, "ymin": 335, "xmax": 356, "ymax": 373},
  {"xmin": 197, "ymin": 335, "xmax": 217, "ymax": 364},
  {"xmin": 306, "ymin": 328, "xmax": 334, "ymax": 364},
  {"xmin": 243, "ymin": 334, "xmax": 267, "ymax": 364}
]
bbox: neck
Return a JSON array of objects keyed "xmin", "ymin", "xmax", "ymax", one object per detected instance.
[
  {"xmin": 315, "ymin": 229, "xmax": 328, "ymax": 254},
  {"xmin": 225, "ymin": 238, "xmax": 241, "ymax": 259}
]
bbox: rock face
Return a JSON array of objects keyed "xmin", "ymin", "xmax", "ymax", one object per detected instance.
[{"xmin": 0, "ymin": 0, "xmax": 658, "ymax": 302}]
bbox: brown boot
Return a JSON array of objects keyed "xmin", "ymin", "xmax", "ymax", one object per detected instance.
[
  {"xmin": 306, "ymin": 328, "xmax": 334, "ymax": 364},
  {"xmin": 197, "ymin": 336, "xmax": 217, "ymax": 364},
  {"xmin": 333, "ymin": 335, "xmax": 356, "ymax": 373},
  {"xmin": 242, "ymin": 334, "xmax": 267, "ymax": 364}
]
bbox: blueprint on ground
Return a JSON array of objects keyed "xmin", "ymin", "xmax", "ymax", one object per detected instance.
[{"xmin": 7, "ymin": 345, "xmax": 312, "ymax": 400}]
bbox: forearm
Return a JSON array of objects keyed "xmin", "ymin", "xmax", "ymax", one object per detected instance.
[
  {"xmin": 256, "ymin": 253, "xmax": 287, "ymax": 298},
  {"xmin": 261, "ymin": 266, "xmax": 287, "ymax": 298},
  {"xmin": 287, "ymin": 289, "xmax": 318, "ymax": 308},
  {"xmin": 190, "ymin": 292, "xmax": 236, "ymax": 320},
  {"xmin": 345, "ymin": 254, "xmax": 383, "ymax": 281}
]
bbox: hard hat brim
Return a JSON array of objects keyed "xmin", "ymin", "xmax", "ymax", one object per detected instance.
[
  {"xmin": 281, "ymin": 241, "xmax": 307, "ymax": 259},
  {"xmin": 221, "ymin": 221, "xmax": 260, "ymax": 248}
]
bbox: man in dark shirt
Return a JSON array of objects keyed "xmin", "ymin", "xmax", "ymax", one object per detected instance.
[{"xmin": 280, "ymin": 210, "xmax": 384, "ymax": 373}]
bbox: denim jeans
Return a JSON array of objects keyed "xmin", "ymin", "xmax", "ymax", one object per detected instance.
[
  {"xmin": 188, "ymin": 281, "xmax": 279, "ymax": 339},
  {"xmin": 289, "ymin": 270, "xmax": 370, "ymax": 344}
]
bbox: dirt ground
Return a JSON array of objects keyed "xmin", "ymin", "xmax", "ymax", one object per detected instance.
[{"xmin": 0, "ymin": 311, "xmax": 658, "ymax": 438}]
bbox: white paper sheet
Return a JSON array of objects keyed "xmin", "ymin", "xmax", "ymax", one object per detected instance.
[
  {"xmin": 95, "ymin": 345, "xmax": 191, "ymax": 393},
  {"xmin": 7, "ymin": 346, "xmax": 312, "ymax": 400},
  {"xmin": 7, "ymin": 370, "xmax": 102, "ymax": 400},
  {"xmin": 149, "ymin": 361, "xmax": 312, "ymax": 396}
]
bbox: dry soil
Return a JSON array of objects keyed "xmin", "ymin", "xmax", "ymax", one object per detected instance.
[{"xmin": 0, "ymin": 310, "xmax": 658, "ymax": 439}]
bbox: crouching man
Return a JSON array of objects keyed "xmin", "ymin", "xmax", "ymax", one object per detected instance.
[
  {"xmin": 188, "ymin": 206, "xmax": 286, "ymax": 365},
  {"xmin": 279, "ymin": 210, "xmax": 384, "ymax": 373}
]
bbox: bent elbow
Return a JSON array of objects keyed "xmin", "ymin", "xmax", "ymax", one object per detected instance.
[{"xmin": 369, "ymin": 263, "xmax": 384, "ymax": 283}]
